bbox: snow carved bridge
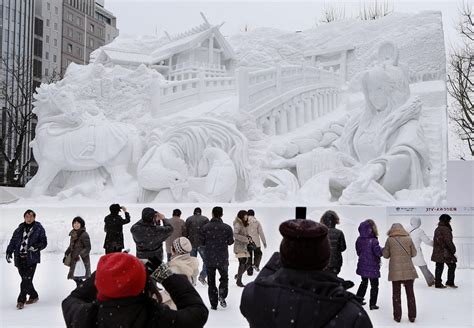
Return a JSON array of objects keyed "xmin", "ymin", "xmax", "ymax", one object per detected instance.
[{"xmin": 152, "ymin": 62, "xmax": 342, "ymax": 135}]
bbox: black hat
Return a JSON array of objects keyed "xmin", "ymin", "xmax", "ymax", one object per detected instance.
[
  {"xmin": 279, "ymin": 219, "xmax": 330, "ymax": 270},
  {"xmin": 142, "ymin": 207, "xmax": 157, "ymax": 223},
  {"xmin": 109, "ymin": 204, "xmax": 121, "ymax": 215}
]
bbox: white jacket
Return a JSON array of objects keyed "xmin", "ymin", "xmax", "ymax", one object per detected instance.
[
  {"xmin": 247, "ymin": 216, "xmax": 267, "ymax": 248},
  {"xmin": 408, "ymin": 217, "xmax": 433, "ymax": 267}
]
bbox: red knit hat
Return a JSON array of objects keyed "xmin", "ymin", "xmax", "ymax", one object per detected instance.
[
  {"xmin": 279, "ymin": 219, "xmax": 330, "ymax": 270},
  {"xmin": 95, "ymin": 253, "xmax": 147, "ymax": 301}
]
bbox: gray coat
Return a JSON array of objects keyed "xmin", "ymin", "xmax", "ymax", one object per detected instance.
[
  {"xmin": 65, "ymin": 228, "xmax": 91, "ymax": 279},
  {"xmin": 131, "ymin": 219, "xmax": 173, "ymax": 261},
  {"xmin": 184, "ymin": 214, "xmax": 210, "ymax": 248},
  {"xmin": 165, "ymin": 216, "xmax": 186, "ymax": 254}
]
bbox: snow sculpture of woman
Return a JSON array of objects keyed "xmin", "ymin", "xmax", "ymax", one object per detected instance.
[{"xmin": 269, "ymin": 42, "xmax": 430, "ymax": 204}]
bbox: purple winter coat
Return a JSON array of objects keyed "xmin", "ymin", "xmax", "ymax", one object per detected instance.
[{"xmin": 355, "ymin": 221, "xmax": 383, "ymax": 279}]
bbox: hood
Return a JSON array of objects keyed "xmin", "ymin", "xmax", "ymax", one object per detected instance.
[
  {"xmin": 410, "ymin": 217, "xmax": 421, "ymax": 229},
  {"xmin": 258, "ymin": 268, "xmax": 358, "ymax": 326},
  {"xmin": 141, "ymin": 207, "xmax": 157, "ymax": 223},
  {"xmin": 169, "ymin": 254, "xmax": 196, "ymax": 277},
  {"xmin": 358, "ymin": 221, "xmax": 374, "ymax": 238},
  {"xmin": 234, "ymin": 217, "xmax": 247, "ymax": 227},
  {"xmin": 388, "ymin": 223, "xmax": 409, "ymax": 237}
]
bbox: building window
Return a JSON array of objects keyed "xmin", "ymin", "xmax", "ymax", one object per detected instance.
[
  {"xmin": 45, "ymin": 52, "xmax": 49, "ymax": 59},
  {"xmin": 55, "ymin": 7, "xmax": 58, "ymax": 14},
  {"xmin": 45, "ymin": 68, "xmax": 49, "ymax": 76},
  {"xmin": 54, "ymin": 39, "xmax": 57, "ymax": 46},
  {"xmin": 46, "ymin": 19, "xmax": 50, "ymax": 27},
  {"xmin": 77, "ymin": 47, "xmax": 83, "ymax": 57},
  {"xmin": 67, "ymin": 43, "xmax": 73, "ymax": 53},
  {"xmin": 76, "ymin": 32, "xmax": 82, "ymax": 42},
  {"xmin": 34, "ymin": 38, "xmax": 43, "ymax": 57},
  {"xmin": 68, "ymin": 13, "xmax": 73, "ymax": 22},
  {"xmin": 47, "ymin": 3, "xmax": 50, "ymax": 10},
  {"xmin": 53, "ymin": 54, "xmax": 57, "ymax": 62},
  {"xmin": 89, "ymin": 24, "xmax": 94, "ymax": 32},
  {"xmin": 89, "ymin": 38, "xmax": 93, "ymax": 47},
  {"xmin": 76, "ymin": 17, "xmax": 82, "ymax": 27},
  {"xmin": 33, "ymin": 59, "xmax": 42, "ymax": 78},
  {"xmin": 68, "ymin": 28, "xmax": 73, "ymax": 38},
  {"xmin": 46, "ymin": 35, "xmax": 49, "ymax": 43},
  {"xmin": 34, "ymin": 18, "xmax": 43, "ymax": 37},
  {"xmin": 54, "ymin": 22, "xmax": 58, "ymax": 30}
]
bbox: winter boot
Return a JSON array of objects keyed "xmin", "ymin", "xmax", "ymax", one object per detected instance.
[
  {"xmin": 236, "ymin": 276, "xmax": 245, "ymax": 287},
  {"xmin": 25, "ymin": 297, "xmax": 39, "ymax": 305},
  {"xmin": 446, "ymin": 284, "xmax": 458, "ymax": 288},
  {"xmin": 218, "ymin": 296, "xmax": 227, "ymax": 308},
  {"xmin": 198, "ymin": 276, "xmax": 207, "ymax": 285},
  {"xmin": 16, "ymin": 302, "xmax": 24, "ymax": 310}
]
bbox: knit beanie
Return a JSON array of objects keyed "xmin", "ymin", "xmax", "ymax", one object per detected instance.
[
  {"xmin": 279, "ymin": 219, "xmax": 330, "ymax": 270},
  {"xmin": 173, "ymin": 237, "xmax": 192, "ymax": 255},
  {"xmin": 95, "ymin": 253, "xmax": 147, "ymax": 301}
]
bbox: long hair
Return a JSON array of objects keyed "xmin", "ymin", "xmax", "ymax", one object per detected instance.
[
  {"xmin": 144, "ymin": 276, "xmax": 163, "ymax": 304},
  {"xmin": 237, "ymin": 210, "xmax": 248, "ymax": 227},
  {"xmin": 366, "ymin": 219, "xmax": 379, "ymax": 237},
  {"xmin": 320, "ymin": 210, "xmax": 340, "ymax": 226}
]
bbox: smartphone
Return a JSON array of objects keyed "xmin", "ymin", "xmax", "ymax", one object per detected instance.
[{"xmin": 295, "ymin": 207, "xmax": 306, "ymax": 220}]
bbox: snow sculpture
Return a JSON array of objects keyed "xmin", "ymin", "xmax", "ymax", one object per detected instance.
[
  {"xmin": 137, "ymin": 118, "xmax": 251, "ymax": 202},
  {"xmin": 26, "ymin": 83, "xmax": 141, "ymax": 198},
  {"xmin": 268, "ymin": 42, "xmax": 430, "ymax": 205},
  {"xmin": 187, "ymin": 147, "xmax": 238, "ymax": 202}
]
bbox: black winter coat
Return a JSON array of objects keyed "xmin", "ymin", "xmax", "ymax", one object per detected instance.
[
  {"xmin": 131, "ymin": 219, "xmax": 173, "ymax": 261},
  {"xmin": 240, "ymin": 253, "xmax": 373, "ymax": 328},
  {"xmin": 7, "ymin": 221, "xmax": 47, "ymax": 268},
  {"xmin": 184, "ymin": 215, "xmax": 210, "ymax": 248},
  {"xmin": 103, "ymin": 212, "xmax": 131, "ymax": 250},
  {"xmin": 431, "ymin": 221, "xmax": 457, "ymax": 264},
  {"xmin": 200, "ymin": 217, "xmax": 234, "ymax": 268},
  {"xmin": 62, "ymin": 272, "xmax": 209, "ymax": 328},
  {"xmin": 321, "ymin": 218, "xmax": 346, "ymax": 271}
]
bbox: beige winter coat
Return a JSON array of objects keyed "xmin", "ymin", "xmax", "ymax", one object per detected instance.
[
  {"xmin": 233, "ymin": 217, "xmax": 250, "ymax": 258},
  {"xmin": 383, "ymin": 223, "xmax": 418, "ymax": 282},
  {"xmin": 162, "ymin": 253, "xmax": 199, "ymax": 310},
  {"xmin": 247, "ymin": 216, "xmax": 267, "ymax": 248},
  {"xmin": 165, "ymin": 216, "xmax": 186, "ymax": 254}
]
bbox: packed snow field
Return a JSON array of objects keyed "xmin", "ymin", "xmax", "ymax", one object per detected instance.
[{"xmin": 1, "ymin": 205, "xmax": 473, "ymax": 327}]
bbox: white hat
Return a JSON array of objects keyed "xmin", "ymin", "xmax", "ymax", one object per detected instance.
[{"xmin": 173, "ymin": 237, "xmax": 192, "ymax": 254}]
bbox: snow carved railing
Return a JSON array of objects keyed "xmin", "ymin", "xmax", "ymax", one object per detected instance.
[
  {"xmin": 237, "ymin": 64, "xmax": 342, "ymax": 135},
  {"xmin": 166, "ymin": 62, "xmax": 228, "ymax": 80},
  {"xmin": 151, "ymin": 71, "xmax": 235, "ymax": 116}
]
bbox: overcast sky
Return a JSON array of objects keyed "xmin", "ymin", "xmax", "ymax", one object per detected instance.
[{"xmin": 104, "ymin": 0, "xmax": 467, "ymax": 50}]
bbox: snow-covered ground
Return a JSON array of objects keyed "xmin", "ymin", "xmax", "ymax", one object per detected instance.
[{"xmin": 0, "ymin": 205, "xmax": 472, "ymax": 327}]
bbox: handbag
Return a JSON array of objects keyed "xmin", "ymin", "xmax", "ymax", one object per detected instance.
[
  {"xmin": 63, "ymin": 253, "xmax": 72, "ymax": 267},
  {"xmin": 247, "ymin": 236, "xmax": 258, "ymax": 253}
]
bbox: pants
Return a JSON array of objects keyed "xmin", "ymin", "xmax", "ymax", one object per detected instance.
[
  {"xmin": 190, "ymin": 247, "xmax": 207, "ymax": 278},
  {"xmin": 207, "ymin": 266, "xmax": 228, "ymax": 307},
  {"xmin": 247, "ymin": 247, "xmax": 263, "ymax": 274},
  {"xmin": 105, "ymin": 246, "xmax": 122, "ymax": 254},
  {"xmin": 17, "ymin": 263, "xmax": 38, "ymax": 303},
  {"xmin": 356, "ymin": 277, "xmax": 379, "ymax": 306},
  {"xmin": 237, "ymin": 257, "xmax": 250, "ymax": 280},
  {"xmin": 73, "ymin": 278, "xmax": 84, "ymax": 287},
  {"xmin": 435, "ymin": 262, "xmax": 456, "ymax": 286},
  {"xmin": 418, "ymin": 265, "xmax": 435, "ymax": 286},
  {"xmin": 392, "ymin": 280, "xmax": 416, "ymax": 321}
]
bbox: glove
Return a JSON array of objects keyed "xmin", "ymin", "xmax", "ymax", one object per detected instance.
[
  {"xmin": 150, "ymin": 262, "xmax": 174, "ymax": 284},
  {"xmin": 145, "ymin": 256, "xmax": 163, "ymax": 275},
  {"xmin": 28, "ymin": 246, "xmax": 38, "ymax": 252},
  {"xmin": 6, "ymin": 253, "xmax": 13, "ymax": 263}
]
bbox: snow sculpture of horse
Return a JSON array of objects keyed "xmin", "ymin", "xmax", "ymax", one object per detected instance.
[
  {"xmin": 137, "ymin": 118, "xmax": 251, "ymax": 202},
  {"xmin": 26, "ymin": 83, "xmax": 142, "ymax": 198}
]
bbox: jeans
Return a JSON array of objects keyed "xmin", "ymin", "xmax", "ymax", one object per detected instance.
[
  {"xmin": 392, "ymin": 280, "xmax": 416, "ymax": 321},
  {"xmin": 207, "ymin": 266, "xmax": 228, "ymax": 307},
  {"xmin": 356, "ymin": 277, "xmax": 379, "ymax": 306},
  {"xmin": 435, "ymin": 262, "xmax": 456, "ymax": 286},
  {"xmin": 190, "ymin": 246, "xmax": 207, "ymax": 278},
  {"xmin": 17, "ymin": 263, "xmax": 38, "ymax": 303}
]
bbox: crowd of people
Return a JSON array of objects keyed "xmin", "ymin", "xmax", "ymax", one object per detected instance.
[{"xmin": 4, "ymin": 206, "xmax": 460, "ymax": 327}]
